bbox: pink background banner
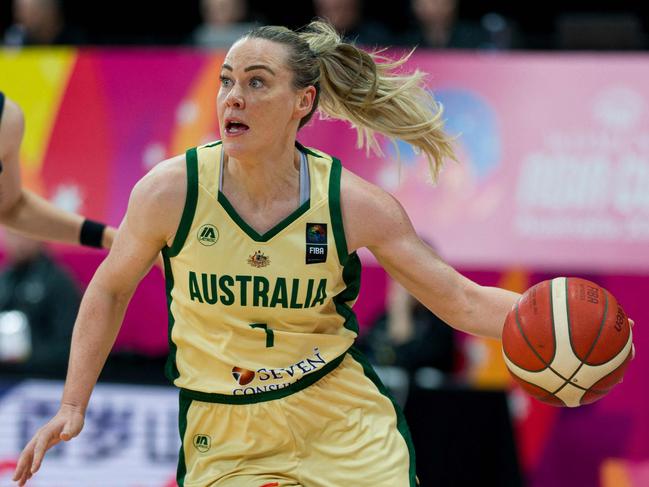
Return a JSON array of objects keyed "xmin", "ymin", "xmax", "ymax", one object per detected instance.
[{"xmin": 323, "ymin": 53, "xmax": 649, "ymax": 274}]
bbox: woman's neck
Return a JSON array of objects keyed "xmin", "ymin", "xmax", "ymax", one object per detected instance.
[{"xmin": 223, "ymin": 143, "xmax": 300, "ymax": 209}]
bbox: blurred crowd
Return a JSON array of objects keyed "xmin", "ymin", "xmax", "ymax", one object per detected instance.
[{"xmin": 1, "ymin": 0, "xmax": 648, "ymax": 50}]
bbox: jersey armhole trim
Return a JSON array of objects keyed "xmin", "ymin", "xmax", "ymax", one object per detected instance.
[
  {"xmin": 296, "ymin": 140, "xmax": 323, "ymax": 159},
  {"xmin": 167, "ymin": 147, "xmax": 199, "ymax": 257},
  {"xmin": 0, "ymin": 91, "xmax": 5, "ymax": 129},
  {"xmin": 328, "ymin": 157, "xmax": 349, "ymax": 267}
]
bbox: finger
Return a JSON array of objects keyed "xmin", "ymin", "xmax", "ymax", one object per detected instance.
[
  {"xmin": 60, "ymin": 421, "xmax": 74, "ymax": 441},
  {"xmin": 19, "ymin": 471, "xmax": 32, "ymax": 487},
  {"xmin": 629, "ymin": 318, "xmax": 635, "ymax": 328},
  {"xmin": 31, "ymin": 432, "xmax": 59, "ymax": 474},
  {"xmin": 16, "ymin": 468, "xmax": 28, "ymax": 487},
  {"xmin": 13, "ymin": 439, "xmax": 35, "ymax": 481},
  {"xmin": 17, "ymin": 469, "xmax": 32, "ymax": 487},
  {"xmin": 60, "ymin": 415, "xmax": 83, "ymax": 441}
]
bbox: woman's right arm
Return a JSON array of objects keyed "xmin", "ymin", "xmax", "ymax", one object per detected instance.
[{"xmin": 12, "ymin": 155, "xmax": 186, "ymax": 486}]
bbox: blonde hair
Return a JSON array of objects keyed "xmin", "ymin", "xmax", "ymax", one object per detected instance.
[{"xmin": 246, "ymin": 20, "xmax": 456, "ymax": 180}]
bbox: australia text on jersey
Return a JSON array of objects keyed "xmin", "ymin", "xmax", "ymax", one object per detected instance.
[{"xmin": 188, "ymin": 271, "xmax": 328, "ymax": 308}]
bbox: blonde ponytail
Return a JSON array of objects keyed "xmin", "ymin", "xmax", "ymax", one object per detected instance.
[{"xmin": 246, "ymin": 20, "xmax": 457, "ymax": 180}]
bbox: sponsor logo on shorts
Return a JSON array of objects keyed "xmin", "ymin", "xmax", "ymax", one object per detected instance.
[
  {"xmin": 193, "ymin": 434, "xmax": 211, "ymax": 453},
  {"xmin": 197, "ymin": 224, "xmax": 218, "ymax": 246}
]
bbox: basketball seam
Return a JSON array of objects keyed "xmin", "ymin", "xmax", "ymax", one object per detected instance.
[
  {"xmin": 550, "ymin": 278, "xmax": 578, "ymax": 398},
  {"xmin": 502, "ymin": 303, "xmax": 542, "ymax": 372},
  {"xmin": 514, "ymin": 375, "xmax": 567, "ymax": 406},
  {"xmin": 583, "ymin": 289, "xmax": 616, "ymax": 366},
  {"xmin": 554, "ymin": 280, "xmax": 609, "ymax": 396},
  {"xmin": 513, "ymin": 296, "xmax": 568, "ymax": 381},
  {"xmin": 587, "ymin": 348, "xmax": 632, "ymax": 394}
]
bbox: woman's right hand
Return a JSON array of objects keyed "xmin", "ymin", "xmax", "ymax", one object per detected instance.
[{"xmin": 13, "ymin": 403, "xmax": 85, "ymax": 486}]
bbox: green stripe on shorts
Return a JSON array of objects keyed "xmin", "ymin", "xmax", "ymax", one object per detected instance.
[
  {"xmin": 348, "ymin": 346, "xmax": 418, "ymax": 487},
  {"xmin": 177, "ymin": 393, "xmax": 193, "ymax": 487}
]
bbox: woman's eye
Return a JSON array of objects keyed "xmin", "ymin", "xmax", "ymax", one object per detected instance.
[
  {"xmin": 250, "ymin": 78, "xmax": 264, "ymax": 88},
  {"xmin": 220, "ymin": 76, "xmax": 232, "ymax": 87}
]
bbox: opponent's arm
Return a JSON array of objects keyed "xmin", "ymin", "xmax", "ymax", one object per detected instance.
[
  {"xmin": 12, "ymin": 156, "xmax": 185, "ymax": 486},
  {"xmin": 0, "ymin": 98, "xmax": 116, "ymax": 248},
  {"xmin": 342, "ymin": 169, "xmax": 520, "ymax": 339}
]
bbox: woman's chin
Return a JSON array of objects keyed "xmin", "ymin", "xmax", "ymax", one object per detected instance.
[{"xmin": 221, "ymin": 140, "xmax": 255, "ymax": 160}]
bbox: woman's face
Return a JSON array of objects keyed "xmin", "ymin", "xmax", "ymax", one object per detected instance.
[{"xmin": 217, "ymin": 38, "xmax": 313, "ymax": 161}]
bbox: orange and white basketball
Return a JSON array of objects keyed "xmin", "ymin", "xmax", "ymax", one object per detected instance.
[{"xmin": 502, "ymin": 277, "xmax": 633, "ymax": 407}]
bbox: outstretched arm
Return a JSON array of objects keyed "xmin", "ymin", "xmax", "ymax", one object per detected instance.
[
  {"xmin": 12, "ymin": 156, "xmax": 186, "ymax": 486},
  {"xmin": 0, "ymin": 97, "xmax": 116, "ymax": 248},
  {"xmin": 342, "ymin": 169, "xmax": 520, "ymax": 339}
]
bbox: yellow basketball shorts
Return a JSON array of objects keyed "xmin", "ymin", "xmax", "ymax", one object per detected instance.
[{"xmin": 176, "ymin": 348, "xmax": 417, "ymax": 486}]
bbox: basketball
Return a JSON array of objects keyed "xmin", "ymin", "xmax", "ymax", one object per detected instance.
[{"xmin": 502, "ymin": 277, "xmax": 633, "ymax": 407}]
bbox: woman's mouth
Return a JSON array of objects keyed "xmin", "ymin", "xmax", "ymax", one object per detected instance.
[{"xmin": 225, "ymin": 120, "xmax": 250, "ymax": 136}]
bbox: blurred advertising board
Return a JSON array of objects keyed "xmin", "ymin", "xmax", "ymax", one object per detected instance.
[{"xmin": 0, "ymin": 380, "xmax": 178, "ymax": 487}]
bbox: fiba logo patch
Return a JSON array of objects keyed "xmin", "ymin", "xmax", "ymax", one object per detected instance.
[
  {"xmin": 306, "ymin": 223, "xmax": 327, "ymax": 264},
  {"xmin": 232, "ymin": 366, "xmax": 255, "ymax": 385},
  {"xmin": 193, "ymin": 434, "xmax": 211, "ymax": 453},
  {"xmin": 197, "ymin": 224, "xmax": 218, "ymax": 246}
]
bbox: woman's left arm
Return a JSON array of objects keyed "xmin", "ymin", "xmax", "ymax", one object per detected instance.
[{"xmin": 341, "ymin": 169, "xmax": 520, "ymax": 339}]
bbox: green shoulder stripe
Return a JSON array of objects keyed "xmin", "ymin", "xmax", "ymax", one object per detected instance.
[
  {"xmin": 167, "ymin": 147, "xmax": 199, "ymax": 257},
  {"xmin": 328, "ymin": 156, "xmax": 361, "ymax": 334},
  {"xmin": 202, "ymin": 140, "xmax": 222, "ymax": 149},
  {"xmin": 296, "ymin": 141, "xmax": 324, "ymax": 159},
  {"xmin": 328, "ymin": 156, "xmax": 349, "ymax": 266}
]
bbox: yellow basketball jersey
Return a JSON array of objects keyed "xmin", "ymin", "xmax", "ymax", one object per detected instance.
[{"xmin": 161, "ymin": 141, "xmax": 361, "ymax": 402}]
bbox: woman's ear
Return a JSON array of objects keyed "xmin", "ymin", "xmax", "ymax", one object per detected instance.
[{"xmin": 295, "ymin": 85, "xmax": 317, "ymax": 119}]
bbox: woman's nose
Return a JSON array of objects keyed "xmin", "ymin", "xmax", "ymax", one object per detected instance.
[{"xmin": 225, "ymin": 87, "xmax": 244, "ymax": 109}]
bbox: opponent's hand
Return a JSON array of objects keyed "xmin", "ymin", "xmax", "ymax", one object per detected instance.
[{"xmin": 13, "ymin": 404, "xmax": 85, "ymax": 486}]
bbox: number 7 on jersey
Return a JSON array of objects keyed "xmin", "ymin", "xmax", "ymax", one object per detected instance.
[{"xmin": 249, "ymin": 323, "xmax": 274, "ymax": 347}]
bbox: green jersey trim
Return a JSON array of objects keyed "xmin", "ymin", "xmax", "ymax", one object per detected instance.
[
  {"xmin": 162, "ymin": 249, "xmax": 180, "ymax": 381},
  {"xmin": 176, "ymin": 393, "xmax": 192, "ymax": 486},
  {"xmin": 348, "ymin": 347, "xmax": 418, "ymax": 486},
  {"xmin": 328, "ymin": 156, "xmax": 361, "ymax": 334},
  {"xmin": 328, "ymin": 157, "xmax": 348, "ymax": 266},
  {"xmin": 179, "ymin": 352, "xmax": 346, "ymax": 404},
  {"xmin": 167, "ymin": 148, "xmax": 199, "ymax": 257},
  {"xmin": 333, "ymin": 251, "xmax": 361, "ymax": 335},
  {"xmin": 295, "ymin": 141, "xmax": 324, "ymax": 159},
  {"xmin": 203, "ymin": 140, "xmax": 222, "ymax": 149},
  {"xmin": 217, "ymin": 191, "xmax": 311, "ymax": 242}
]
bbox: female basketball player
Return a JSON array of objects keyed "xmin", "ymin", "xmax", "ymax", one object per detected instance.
[
  {"xmin": 14, "ymin": 21, "xmax": 522, "ymax": 486},
  {"xmin": 0, "ymin": 93, "xmax": 114, "ymax": 248}
]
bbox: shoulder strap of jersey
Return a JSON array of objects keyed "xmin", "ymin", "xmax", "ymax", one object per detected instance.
[
  {"xmin": 0, "ymin": 92, "xmax": 5, "ymax": 123},
  {"xmin": 327, "ymin": 156, "xmax": 350, "ymax": 267},
  {"xmin": 196, "ymin": 140, "xmax": 222, "ymax": 200},
  {"xmin": 167, "ymin": 147, "xmax": 199, "ymax": 257},
  {"xmin": 0, "ymin": 92, "xmax": 6, "ymax": 171}
]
